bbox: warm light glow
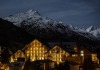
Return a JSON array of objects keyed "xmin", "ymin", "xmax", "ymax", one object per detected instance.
[
  {"xmin": 14, "ymin": 50, "xmax": 25, "ymax": 61},
  {"xmin": 72, "ymin": 54, "xmax": 77, "ymax": 57},
  {"xmin": 92, "ymin": 54, "xmax": 99, "ymax": 63},
  {"xmin": 80, "ymin": 50, "xmax": 84, "ymax": 53},
  {"xmin": 24, "ymin": 39, "xmax": 48, "ymax": 61},
  {"xmin": 80, "ymin": 54, "xmax": 84, "ymax": 56},
  {"xmin": 0, "ymin": 64, "xmax": 9, "ymax": 70},
  {"xmin": 80, "ymin": 50, "xmax": 84, "ymax": 56},
  {"xmin": 48, "ymin": 45, "xmax": 69, "ymax": 64},
  {"xmin": 10, "ymin": 56, "xmax": 14, "ymax": 63}
]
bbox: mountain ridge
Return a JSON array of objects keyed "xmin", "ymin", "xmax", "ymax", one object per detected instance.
[{"xmin": 3, "ymin": 9, "xmax": 100, "ymax": 41}]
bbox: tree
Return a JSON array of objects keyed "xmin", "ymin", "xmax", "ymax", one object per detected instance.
[{"xmin": 1, "ymin": 47, "xmax": 10, "ymax": 64}]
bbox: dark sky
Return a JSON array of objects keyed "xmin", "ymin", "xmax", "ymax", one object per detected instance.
[{"xmin": 0, "ymin": 0, "xmax": 100, "ymax": 27}]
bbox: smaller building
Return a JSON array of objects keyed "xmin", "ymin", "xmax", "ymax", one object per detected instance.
[
  {"xmin": 67, "ymin": 43, "xmax": 99, "ymax": 64},
  {"xmin": 10, "ymin": 50, "xmax": 25, "ymax": 63},
  {"xmin": 47, "ymin": 45, "xmax": 70, "ymax": 64},
  {"xmin": 0, "ymin": 62, "xmax": 9, "ymax": 70}
]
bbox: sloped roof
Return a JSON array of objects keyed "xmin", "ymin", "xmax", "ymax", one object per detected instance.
[
  {"xmin": 22, "ymin": 39, "xmax": 50, "ymax": 51},
  {"xmin": 47, "ymin": 42, "xmax": 75, "ymax": 53}
]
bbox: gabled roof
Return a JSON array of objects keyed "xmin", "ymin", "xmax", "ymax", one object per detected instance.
[
  {"xmin": 22, "ymin": 39, "xmax": 50, "ymax": 51},
  {"xmin": 48, "ymin": 45, "xmax": 70, "ymax": 54},
  {"xmin": 11, "ymin": 50, "xmax": 26, "ymax": 57},
  {"xmin": 47, "ymin": 42, "xmax": 75, "ymax": 53},
  {"xmin": 78, "ymin": 46, "xmax": 92, "ymax": 54}
]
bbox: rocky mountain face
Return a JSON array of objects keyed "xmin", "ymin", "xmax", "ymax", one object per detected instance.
[{"xmin": 3, "ymin": 9, "xmax": 100, "ymax": 43}]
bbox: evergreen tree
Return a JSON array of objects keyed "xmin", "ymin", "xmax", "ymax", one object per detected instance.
[{"xmin": 1, "ymin": 47, "xmax": 10, "ymax": 64}]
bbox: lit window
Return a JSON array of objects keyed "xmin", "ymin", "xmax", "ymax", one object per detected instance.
[
  {"xmin": 31, "ymin": 54, "xmax": 32, "ymax": 56},
  {"xmin": 80, "ymin": 50, "xmax": 84, "ymax": 56},
  {"xmin": 41, "ymin": 57, "xmax": 44, "ymax": 60},
  {"xmin": 81, "ymin": 54, "xmax": 84, "ymax": 56},
  {"xmin": 39, "ymin": 51, "xmax": 41, "ymax": 53},
  {"xmin": 81, "ymin": 50, "xmax": 84, "ymax": 53}
]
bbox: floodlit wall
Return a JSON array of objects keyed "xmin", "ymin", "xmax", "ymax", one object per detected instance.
[
  {"xmin": 48, "ymin": 45, "xmax": 70, "ymax": 64},
  {"xmin": 10, "ymin": 50, "xmax": 25, "ymax": 62},
  {"xmin": 92, "ymin": 54, "xmax": 99, "ymax": 63},
  {"xmin": 24, "ymin": 39, "xmax": 49, "ymax": 61}
]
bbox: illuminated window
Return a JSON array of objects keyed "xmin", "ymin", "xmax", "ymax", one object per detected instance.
[
  {"xmin": 24, "ymin": 39, "xmax": 48, "ymax": 61},
  {"xmin": 72, "ymin": 54, "xmax": 77, "ymax": 57},
  {"xmin": 80, "ymin": 50, "xmax": 84, "ymax": 56},
  {"xmin": 49, "ymin": 45, "xmax": 68, "ymax": 64},
  {"xmin": 41, "ymin": 57, "xmax": 44, "ymax": 60},
  {"xmin": 92, "ymin": 54, "xmax": 99, "ymax": 63}
]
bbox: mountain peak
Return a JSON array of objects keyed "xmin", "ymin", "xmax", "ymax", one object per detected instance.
[
  {"xmin": 27, "ymin": 9, "xmax": 33, "ymax": 12},
  {"xmin": 26, "ymin": 9, "xmax": 40, "ymax": 16},
  {"xmin": 2, "ymin": 10, "xmax": 100, "ymax": 40},
  {"xmin": 3, "ymin": 9, "xmax": 41, "ymax": 25},
  {"xmin": 86, "ymin": 26, "xmax": 97, "ymax": 32}
]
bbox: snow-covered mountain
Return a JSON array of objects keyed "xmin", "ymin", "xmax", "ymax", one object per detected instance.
[
  {"xmin": 86, "ymin": 26, "xmax": 98, "ymax": 32},
  {"xmin": 4, "ymin": 9, "xmax": 53, "ymax": 26},
  {"xmin": 90, "ymin": 29, "xmax": 100, "ymax": 39},
  {"xmin": 3, "ymin": 9, "xmax": 100, "ymax": 40}
]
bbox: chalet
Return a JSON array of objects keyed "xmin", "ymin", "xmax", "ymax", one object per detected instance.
[
  {"xmin": 67, "ymin": 43, "xmax": 99, "ymax": 64},
  {"xmin": 22, "ymin": 39, "xmax": 50, "ymax": 62},
  {"xmin": 10, "ymin": 50, "xmax": 26, "ymax": 63},
  {"xmin": 47, "ymin": 45, "xmax": 70, "ymax": 64},
  {"xmin": 67, "ymin": 43, "xmax": 82, "ymax": 64},
  {"xmin": 47, "ymin": 42, "xmax": 74, "ymax": 52},
  {"xmin": 78, "ymin": 46, "xmax": 99, "ymax": 64}
]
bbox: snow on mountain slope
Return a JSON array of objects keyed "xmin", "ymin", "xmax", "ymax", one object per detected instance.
[
  {"xmin": 86, "ymin": 26, "xmax": 98, "ymax": 32},
  {"xmin": 4, "ymin": 9, "xmax": 52, "ymax": 26},
  {"xmin": 4, "ymin": 9, "xmax": 68, "ymax": 32},
  {"xmin": 3, "ymin": 9, "xmax": 100, "ymax": 40},
  {"xmin": 90, "ymin": 29, "xmax": 100, "ymax": 40}
]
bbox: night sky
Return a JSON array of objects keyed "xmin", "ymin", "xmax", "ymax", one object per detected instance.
[{"xmin": 0, "ymin": 0, "xmax": 100, "ymax": 27}]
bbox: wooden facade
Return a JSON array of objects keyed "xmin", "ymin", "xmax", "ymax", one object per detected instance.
[
  {"xmin": 23, "ymin": 39, "xmax": 49, "ymax": 62},
  {"xmin": 10, "ymin": 50, "xmax": 25, "ymax": 62},
  {"xmin": 48, "ymin": 45, "xmax": 70, "ymax": 64}
]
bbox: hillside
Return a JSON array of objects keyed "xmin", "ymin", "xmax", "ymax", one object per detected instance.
[{"xmin": 0, "ymin": 18, "xmax": 34, "ymax": 52}]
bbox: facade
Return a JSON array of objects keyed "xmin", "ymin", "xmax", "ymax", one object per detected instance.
[
  {"xmin": 10, "ymin": 50, "xmax": 25, "ymax": 63},
  {"xmin": 68, "ymin": 43, "xmax": 99, "ymax": 64},
  {"xmin": 0, "ymin": 62, "xmax": 9, "ymax": 70},
  {"xmin": 48, "ymin": 45, "xmax": 70, "ymax": 64},
  {"xmin": 79, "ymin": 47, "xmax": 99, "ymax": 64},
  {"xmin": 23, "ymin": 39, "xmax": 49, "ymax": 62},
  {"xmin": 77, "ymin": 46, "xmax": 99, "ymax": 64},
  {"xmin": 91, "ymin": 53, "xmax": 99, "ymax": 63},
  {"xmin": 67, "ymin": 43, "xmax": 82, "ymax": 64},
  {"xmin": 2, "ymin": 39, "xmax": 99, "ymax": 70}
]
